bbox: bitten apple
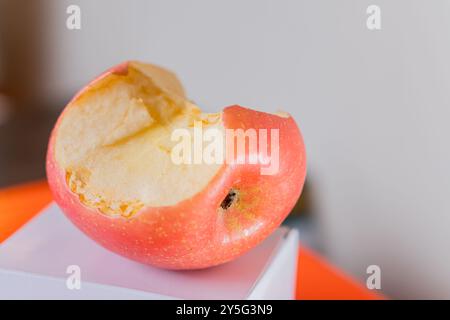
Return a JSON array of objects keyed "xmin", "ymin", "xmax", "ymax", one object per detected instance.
[{"xmin": 46, "ymin": 61, "xmax": 306, "ymax": 270}]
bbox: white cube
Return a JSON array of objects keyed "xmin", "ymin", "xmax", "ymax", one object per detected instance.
[{"xmin": 0, "ymin": 204, "xmax": 299, "ymax": 299}]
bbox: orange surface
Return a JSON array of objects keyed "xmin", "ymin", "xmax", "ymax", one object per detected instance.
[
  {"xmin": 297, "ymin": 246, "xmax": 382, "ymax": 300},
  {"xmin": 0, "ymin": 180, "xmax": 53, "ymax": 243},
  {"xmin": 0, "ymin": 180, "xmax": 382, "ymax": 300}
]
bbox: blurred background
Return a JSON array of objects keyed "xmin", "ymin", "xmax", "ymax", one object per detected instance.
[{"xmin": 1, "ymin": 0, "xmax": 450, "ymax": 299}]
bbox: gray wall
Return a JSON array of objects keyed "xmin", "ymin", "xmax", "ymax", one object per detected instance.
[{"xmin": 3, "ymin": 0, "xmax": 450, "ymax": 298}]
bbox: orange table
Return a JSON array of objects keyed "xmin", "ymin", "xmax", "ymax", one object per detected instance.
[{"xmin": 0, "ymin": 180, "xmax": 381, "ymax": 300}]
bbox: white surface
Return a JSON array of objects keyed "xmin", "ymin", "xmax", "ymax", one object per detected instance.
[
  {"xmin": 248, "ymin": 229, "xmax": 298, "ymax": 299},
  {"xmin": 0, "ymin": 203, "xmax": 298, "ymax": 300}
]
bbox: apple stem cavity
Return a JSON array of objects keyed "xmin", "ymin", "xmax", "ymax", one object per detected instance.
[{"xmin": 220, "ymin": 188, "xmax": 239, "ymax": 210}]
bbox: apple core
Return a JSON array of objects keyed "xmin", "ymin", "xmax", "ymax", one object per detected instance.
[{"xmin": 55, "ymin": 62, "xmax": 224, "ymax": 217}]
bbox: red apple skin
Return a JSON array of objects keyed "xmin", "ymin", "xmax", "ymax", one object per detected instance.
[{"xmin": 46, "ymin": 63, "xmax": 306, "ymax": 270}]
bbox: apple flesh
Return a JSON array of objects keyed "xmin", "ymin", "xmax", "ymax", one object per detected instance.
[{"xmin": 46, "ymin": 61, "xmax": 306, "ymax": 270}]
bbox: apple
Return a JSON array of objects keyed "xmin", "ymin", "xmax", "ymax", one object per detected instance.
[{"xmin": 46, "ymin": 61, "xmax": 306, "ymax": 270}]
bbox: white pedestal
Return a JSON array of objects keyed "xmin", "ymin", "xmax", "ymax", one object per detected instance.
[{"xmin": 0, "ymin": 204, "xmax": 299, "ymax": 300}]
